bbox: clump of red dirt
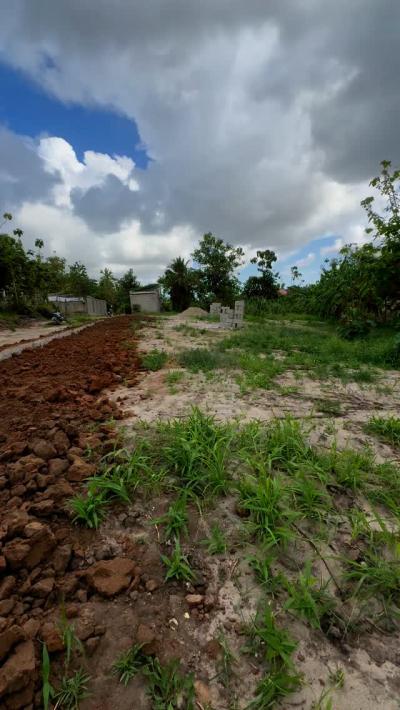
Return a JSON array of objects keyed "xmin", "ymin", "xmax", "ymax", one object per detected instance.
[{"xmin": 0, "ymin": 316, "xmax": 141, "ymax": 708}]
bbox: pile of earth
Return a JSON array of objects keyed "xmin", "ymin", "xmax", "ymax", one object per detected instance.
[
  {"xmin": 0, "ymin": 316, "xmax": 143, "ymax": 708},
  {"xmin": 179, "ymin": 306, "xmax": 208, "ymax": 318}
]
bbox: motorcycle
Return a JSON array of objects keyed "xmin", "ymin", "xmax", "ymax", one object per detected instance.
[{"xmin": 50, "ymin": 311, "xmax": 66, "ymax": 325}]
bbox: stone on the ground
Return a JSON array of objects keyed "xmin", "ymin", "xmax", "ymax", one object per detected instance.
[{"xmin": 85, "ymin": 558, "xmax": 137, "ymax": 597}]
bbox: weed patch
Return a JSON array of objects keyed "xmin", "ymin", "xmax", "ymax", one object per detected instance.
[
  {"xmin": 178, "ymin": 347, "xmax": 233, "ymax": 372},
  {"xmin": 141, "ymin": 349, "xmax": 168, "ymax": 371},
  {"xmin": 220, "ymin": 321, "xmax": 398, "ymax": 381},
  {"xmin": 245, "ymin": 605, "xmax": 301, "ymax": 709},
  {"xmin": 161, "ymin": 538, "xmax": 195, "ymax": 582},
  {"xmin": 201, "ymin": 523, "xmax": 227, "ymax": 554},
  {"xmin": 365, "ymin": 415, "xmax": 400, "ymax": 448},
  {"xmin": 157, "ymin": 407, "xmax": 233, "ymax": 498},
  {"xmin": 284, "ymin": 561, "xmax": 336, "ymax": 630},
  {"xmin": 153, "ymin": 495, "xmax": 188, "ymax": 540},
  {"xmin": 112, "ymin": 644, "xmax": 148, "ymax": 686},
  {"xmin": 144, "ymin": 658, "xmax": 195, "ymax": 709},
  {"xmin": 344, "ymin": 549, "xmax": 400, "ymax": 603},
  {"xmin": 55, "ymin": 669, "xmax": 91, "ymax": 709}
]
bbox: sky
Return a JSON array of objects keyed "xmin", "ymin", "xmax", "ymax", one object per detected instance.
[{"xmin": 0, "ymin": 1, "xmax": 399, "ymax": 285}]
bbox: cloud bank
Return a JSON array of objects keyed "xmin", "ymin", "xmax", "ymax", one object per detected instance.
[{"xmin": 0, "ymin": 1, "xmax": 399, "ymax": 279}]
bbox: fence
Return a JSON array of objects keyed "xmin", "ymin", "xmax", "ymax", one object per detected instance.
[{"xmin": 48, "ymin": 295, "xmax": 107, "ymax": 316}]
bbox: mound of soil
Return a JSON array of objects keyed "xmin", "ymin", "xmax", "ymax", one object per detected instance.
[
  {"xmin": 179, "ymin": 306, "xmax": 208, "ymax": 317},
  {"xmin": 0, "ymin": 316, "xmax": 142, "ymax": 708}
]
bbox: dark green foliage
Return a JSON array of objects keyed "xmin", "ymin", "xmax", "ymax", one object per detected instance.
[
  {"xmin": 192, "ymin": 231, "xmax": 244, "ymax": 306},
  {"xmin": 243, "ymin": 249, "xmax": 279, "ymax": 300},
  {"xmin": 159, "ymin": 257, "xmax": 194, "ymax": 312},
  {"xmin": 337, "ymin": 306, "xmax": 375, "ymax": 339},
  {"xmin": 115, "ymin": 268, "xmax": 141, "ymax": 313}
]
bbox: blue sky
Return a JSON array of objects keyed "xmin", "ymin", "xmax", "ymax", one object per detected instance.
[
  {"xmin": 0, "ymin": 62, "xmax": 150, "ymax": 168},
  {"xmin": 238, "ymin": 233, "xmax": 341, "ymax": 286}
]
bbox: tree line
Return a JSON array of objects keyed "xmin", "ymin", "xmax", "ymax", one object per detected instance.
[{"xmin": 1, "ymin": 161, "xmax": 399, "ymax": 331}]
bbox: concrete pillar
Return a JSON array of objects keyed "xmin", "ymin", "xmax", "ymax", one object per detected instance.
[
  {"xmin": 210, "ymin": 302, "xmax": 221, "ymax": 317},
  {"xmin": 233, "ymin": 300, "xmax": 245, "ymax": 328}
]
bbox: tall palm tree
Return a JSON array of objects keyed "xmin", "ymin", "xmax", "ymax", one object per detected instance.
[{"xmin": 160, "ymin": 257, "xmax": 194, "ymax": 312}]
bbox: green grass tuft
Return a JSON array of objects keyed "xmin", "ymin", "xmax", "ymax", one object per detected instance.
[
  {"xmin": 201, "ymin": 523, "xmax": 227, "ymax": 554},
  {"xmin": 161, "ymin": 538, "xmax": 195, "ymax": 582},
  {"xmin": 284, "ymin": 561, "xmax": 336, "ymax": 630},
  {"xmin": 112, "ymin": 644, "xmax": 148, "ymax": 686},
  {"xmin": 144, "ymin": 657, "xmax": 195, "ymax": 709},
  {"xmin": 141, "ymin": 349, "xmax": 168, "ymax": 371},
  {"xmin": 55, "ymin": 669, "xmax": 91, "ymax": 709},
  {"xmin": 153, "ymin": 495, "xmax": 189, "ymax": 540},
  {"xmin": 365, "ymin": 415, "xmax": 400, "ymax": 448}
]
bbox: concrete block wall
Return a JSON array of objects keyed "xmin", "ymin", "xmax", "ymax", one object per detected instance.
[
  {"xmin": 209, "ymin": 302, "xmax": 221, "ymax": 317},
  {"xmin": 218, "ymin": 300, "xmax": 245, "ymax": 328}
]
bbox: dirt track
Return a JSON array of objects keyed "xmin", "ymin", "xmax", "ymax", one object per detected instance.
[{"xmin": 0, "ymin": 316, "xmax": 141, "ymax": 708}]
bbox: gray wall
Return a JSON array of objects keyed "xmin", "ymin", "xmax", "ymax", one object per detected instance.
[
  {"xmin": 130, "ymin": 291, "xmax": 161, "ymax": 313},
  {"xmin": 86, "ymin": 296, "xmax": 107, "ymax": 316},
  {"xmin": 56, "ymin": 300, "xmax": 86, "ymax": 315},
  {"xmin": 50, "ymin": 296, "xmax": 106, "ymax": 316}
]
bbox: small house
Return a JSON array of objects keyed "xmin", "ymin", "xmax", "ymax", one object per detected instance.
[{"xmin": 129, "ymin": 288, "xmax": 161, "ymax": 313}]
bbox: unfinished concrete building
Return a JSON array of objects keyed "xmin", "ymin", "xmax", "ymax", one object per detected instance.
[{"xmin": 130, "ymin": 288, "xmax": 161, "ymax": 313}]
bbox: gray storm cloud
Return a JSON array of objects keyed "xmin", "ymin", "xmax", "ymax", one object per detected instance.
[{"xmin": 0, "ymin": 0, "xmax": 399, "ymax": 276}]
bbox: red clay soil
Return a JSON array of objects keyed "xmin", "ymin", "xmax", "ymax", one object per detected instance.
[{"xmin": 0, "ymin": 316, "xmax": 141, "ymax": 708}]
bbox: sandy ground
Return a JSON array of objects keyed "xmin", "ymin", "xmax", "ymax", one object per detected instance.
[
  {"xmin": 106, "ymin": 314, "xmax": 400, "ymax": 710},
  {"xmin": 114, "ymin": 315, "xmax": 400, "ymax": 463},
  {"xmin": 0, "ymin": 321, "xmax": 67, "ymax": 347}
]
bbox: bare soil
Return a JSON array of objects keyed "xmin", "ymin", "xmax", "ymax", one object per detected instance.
[
  {"xmin": 105, "ymin": 316, "xmax": 400, "ymax": 709},
  {"xmin": 1, "ymin": 314, "xmax": 399, "ymax": 709}
]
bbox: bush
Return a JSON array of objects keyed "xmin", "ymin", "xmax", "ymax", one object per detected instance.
[{"xmin": 337, "ymin": 307, "xmax": 375, "ymax": 340}]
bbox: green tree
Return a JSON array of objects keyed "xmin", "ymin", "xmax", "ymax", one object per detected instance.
[
  {"xmin": 0, "ymin": 229, "xmax": 29, "ymax": 305},
  {"xmin": 44, "ymin": 255, "xmax": 67, "ymax": 293},
  {"xmin": 243, "ymin": 249, "xmax": 279, "ymax": 299},
  {"xmin": 65, "ymin": 262, "xmax": 97, "ymax": 297},
  {"xmin": 97, "ymin": 268, "xmax": 117, "ymax": 306},
  {"xmin": 116, "ymin": 268, "xmax": 140, "ymax": 313},
  {"xmin": 290, "ymin": 265, "xmax": 302, "ymax": 284},
  {"xmin": 192, "ymin": 232, "xmax": 244, "ymax": 305},
  {"xmin": 159, "ymin": 257, "xmax": 194, "ymax": 312},
  {"xmin": 312, "ymin": 160, "xmax": 400, "ymax": 325}
]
